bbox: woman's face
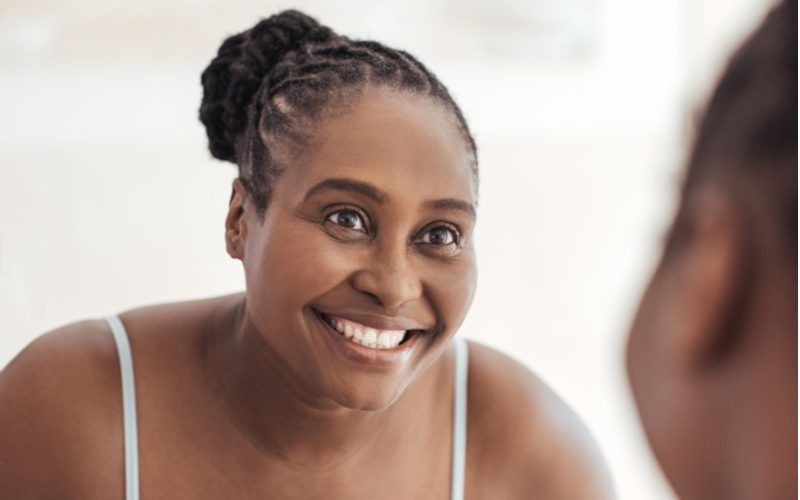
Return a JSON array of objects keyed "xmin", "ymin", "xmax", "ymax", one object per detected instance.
[{"xmin": 236, "ymin": 87, "xmax": 477, "ymax": 411}]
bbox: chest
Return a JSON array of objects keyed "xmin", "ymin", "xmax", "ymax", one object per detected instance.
[
  {"xmin": 99, "ymin": 322, "xmax": 471, "ymax": 500},
  {"xmin": 128, "ymin": 428, "xmax": 454, "ymax": 500}
]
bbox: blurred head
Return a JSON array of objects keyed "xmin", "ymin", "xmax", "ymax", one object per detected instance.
[
  {"xmin": 199, "ymin": 11, "xmax": 478, "ymax": 411},
  {"xmin": 627, "ymin": 1, "xmax": 797, "ymax": 499}
]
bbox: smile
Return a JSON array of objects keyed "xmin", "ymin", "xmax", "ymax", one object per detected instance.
[{"xmin": 316, "ymin": 311, "xmax": 420, "ymax": 350}]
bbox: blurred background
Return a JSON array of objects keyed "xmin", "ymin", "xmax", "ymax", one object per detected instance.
[{"xmin": 0, "ymin": 0, "xmax": 777, "ymax": 498}]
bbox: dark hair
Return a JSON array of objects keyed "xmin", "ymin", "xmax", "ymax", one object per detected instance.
[
  {"xmin": 199, "ymin": 10, "xmax": 477, "ymax": 213},
  {"xmin": 681, "ymin": 0, "xmax": 797, "ymax": 252}
]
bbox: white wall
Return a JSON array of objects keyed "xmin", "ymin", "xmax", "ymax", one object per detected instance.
[{"xmin": 0, "ymin": 1, "xmax": 774, "ymax": 498}]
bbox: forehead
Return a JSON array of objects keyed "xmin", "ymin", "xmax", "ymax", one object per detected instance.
[{"xmin": 276, "ymin": 87, "xmax": 476, "ymax": 204}]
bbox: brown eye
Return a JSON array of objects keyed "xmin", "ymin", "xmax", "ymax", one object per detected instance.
[
  {"xmin": 326, "ymin": 209, "xmax": 366, "ymax": 232},
  {"xmin": 420, "ymin": 226, "xmax": 458, "ymax": 246}
]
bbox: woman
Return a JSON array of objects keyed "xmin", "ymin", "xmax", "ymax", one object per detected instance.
[
  {"xmin": 0, "ymin": 11, "xmax": 612, "ymax": 499},
  {"xmin": 627, "ymin": 1, "xmax": 796, "ymax": 498}
]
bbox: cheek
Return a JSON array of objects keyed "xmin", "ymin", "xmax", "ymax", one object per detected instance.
[
  {"xmin": 424, "ymin": 252, "xmax": 478, "ymax": 329},
  {"xmin": 628, "ymin": 283, "xmax": 668, "ymax": 419},
  {"xmin": 628, "ymin": 279, "xmax": 690, "ymax": 476},
  {"xmin": 244, "ymin": 221, "xmax": 360, "ymax": 308}
]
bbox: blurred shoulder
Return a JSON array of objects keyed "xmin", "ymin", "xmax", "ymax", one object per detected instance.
[
  {"xmin": 465, "ymin": 341, "xmax": 615, "ymax": 500},
  {"xmin": 0, "ymin": 319, "xmax": 123, "ymax": 497}
]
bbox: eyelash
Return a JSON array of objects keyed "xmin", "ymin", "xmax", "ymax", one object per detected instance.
[
  {"xmin": 324, "ymin": 206, "xmax": 367, "ymax": 228},
  {"xmin": 416, "ymin": 223, "xmax": 461, "ymax": 248},
  {"xmin": 322, "ymin": 207, "xmax": 463, "ymax": 252}
]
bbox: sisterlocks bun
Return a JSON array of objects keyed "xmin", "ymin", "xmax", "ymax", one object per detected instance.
[
  {"xmin": 199, "ymin": 10, "xmax": 337, "ymax": 163},
  {"xmin": 198, "ymin": 9, "xmax": 477, "ymax": 213}
]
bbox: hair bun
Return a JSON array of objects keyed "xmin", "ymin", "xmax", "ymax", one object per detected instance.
[{"xmin": 199, "ymin": 10, "xmax": 336, "ymax": 163}]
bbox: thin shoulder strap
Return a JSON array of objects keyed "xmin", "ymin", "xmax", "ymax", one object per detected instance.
[
  {"xmin": 450, "ymin": 337, "xmax": 468, "ymax": 500},
  {"xmin": 105, "ymin": 316, "xmax": 140, "ymax": 500}
]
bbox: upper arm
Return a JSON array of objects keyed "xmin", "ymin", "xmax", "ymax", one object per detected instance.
[
  {"xmin": 466, "ymin": 342, "xmax": 615, "ymax": 500},
  {"xmin": 0, "ymin": 320, "xmax": 121, "ymax": 498}
]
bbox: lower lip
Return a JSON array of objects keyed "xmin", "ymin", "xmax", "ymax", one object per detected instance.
[{"xmin": 313, "ymin": 310, "xmax": 418, "ymax": 367}]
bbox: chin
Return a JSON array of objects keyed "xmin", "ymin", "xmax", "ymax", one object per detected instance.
[{"xmin": 325, "ymin": 377, "xmax": 411, "ymax": 412}]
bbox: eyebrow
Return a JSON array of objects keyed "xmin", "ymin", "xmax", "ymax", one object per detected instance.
[
  {"xmin": 426, "ymin": 198, "xmax": 477, "ymax": 219},
  {"xmin": 303, "ymin": 177, "xmax": 476, "ymax": 218},
  {"xmin": 303, "ymin": 178, "xmax": 388, "ymax": 203}
]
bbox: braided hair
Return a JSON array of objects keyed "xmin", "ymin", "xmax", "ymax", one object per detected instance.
[{"xmin": 199, "ymin": 10, "xmax": 477, "ymax": 213}]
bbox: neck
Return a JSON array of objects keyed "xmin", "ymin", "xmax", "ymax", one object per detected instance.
[{"xmin": 203, "ymin": 296, "xmax": 435, "ymax": 469}]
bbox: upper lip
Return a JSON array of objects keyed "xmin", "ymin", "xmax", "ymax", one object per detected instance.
[{"xmin": 313, "ymin": 308, "xmax": 431, "ymax": 332}]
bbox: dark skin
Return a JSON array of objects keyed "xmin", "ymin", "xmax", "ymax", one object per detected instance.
[
  {"xmin": 627, "ymin": 182, "xmax": 797, "ymax": 500},
  {"xmin": 0, "ymin": 87, "xmax": 613, "ymax": 499}
]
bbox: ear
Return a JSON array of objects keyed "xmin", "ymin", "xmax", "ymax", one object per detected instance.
[
  {"xmin": 225, "ymin": 178, "xmax": 249, "ymax": 260},
  {"xmin": 660, "ymin": 187, "xmax": 752, "ymax": 370}
]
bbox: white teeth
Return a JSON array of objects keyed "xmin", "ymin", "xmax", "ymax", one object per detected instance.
[
  {"xmin": 363, "ymin": 328, "xmax": 377, "ymax": 347},
  {"xmin": 325, "ymin": 315, "xmax": 407, "ymax": 350}
]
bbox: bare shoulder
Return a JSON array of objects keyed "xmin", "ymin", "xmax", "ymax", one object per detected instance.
[
  {"xmin": 0, "ymin": 295, "xmax": 240, "ymax": 498},
  {"xmin": 0, "ymin": 319, "xmax": 123, "ymax": 498},
  {"xmin": 465, "ymin": 341, "xmax": 615, "ymax": 500}
]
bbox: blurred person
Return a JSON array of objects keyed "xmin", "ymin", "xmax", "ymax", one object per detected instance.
[
  {"xmin": 0, "ymin": 10, "xmax": 613, "ymax": 500},
  {"xmin": 626, "ymin": 1, "xmax": 797, "ymax": 499}
]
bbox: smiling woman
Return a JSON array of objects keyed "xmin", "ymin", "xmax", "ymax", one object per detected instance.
[
  {"xmin": 228, "ymin": 86, "xmax": 478, "ymax": 414},
  {"xmin": 0, "ymin": 10, "xmax": 612, "ymax": 500}
]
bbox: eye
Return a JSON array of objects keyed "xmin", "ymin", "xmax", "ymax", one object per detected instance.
[
  {"xmin": 326, "ymin": 209, "xmax": 367, "ymax": 232},
  {"xmin": 419, "ymin": 225, "xmax": 460, "ymax": 247}
]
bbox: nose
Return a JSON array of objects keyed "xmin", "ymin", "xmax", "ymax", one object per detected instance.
[{"xmin": 351, "ymin": 245, "xmax": 423, "ymax": 310}]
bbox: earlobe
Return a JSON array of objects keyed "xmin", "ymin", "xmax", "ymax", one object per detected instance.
[
  {"xmin": 667, "ymin": 188, "xmax": 752, "ymax": 370},
  {"xmin": 225, "ymin": 178, "xmax": 248, "ymax": 260}
]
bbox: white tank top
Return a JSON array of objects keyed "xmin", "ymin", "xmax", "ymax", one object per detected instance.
[{"xmin": 106, "ymin": 315, "xmax": 469, "ymax": 500}]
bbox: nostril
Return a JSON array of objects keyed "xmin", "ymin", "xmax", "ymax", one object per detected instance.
[
  {"xmin": 362, "ymin": 290, "xmax": 385, "ymax": 307},
  {"xmin": 350, "ymin": 264, "xmax": 423, "ymax": 309}
]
